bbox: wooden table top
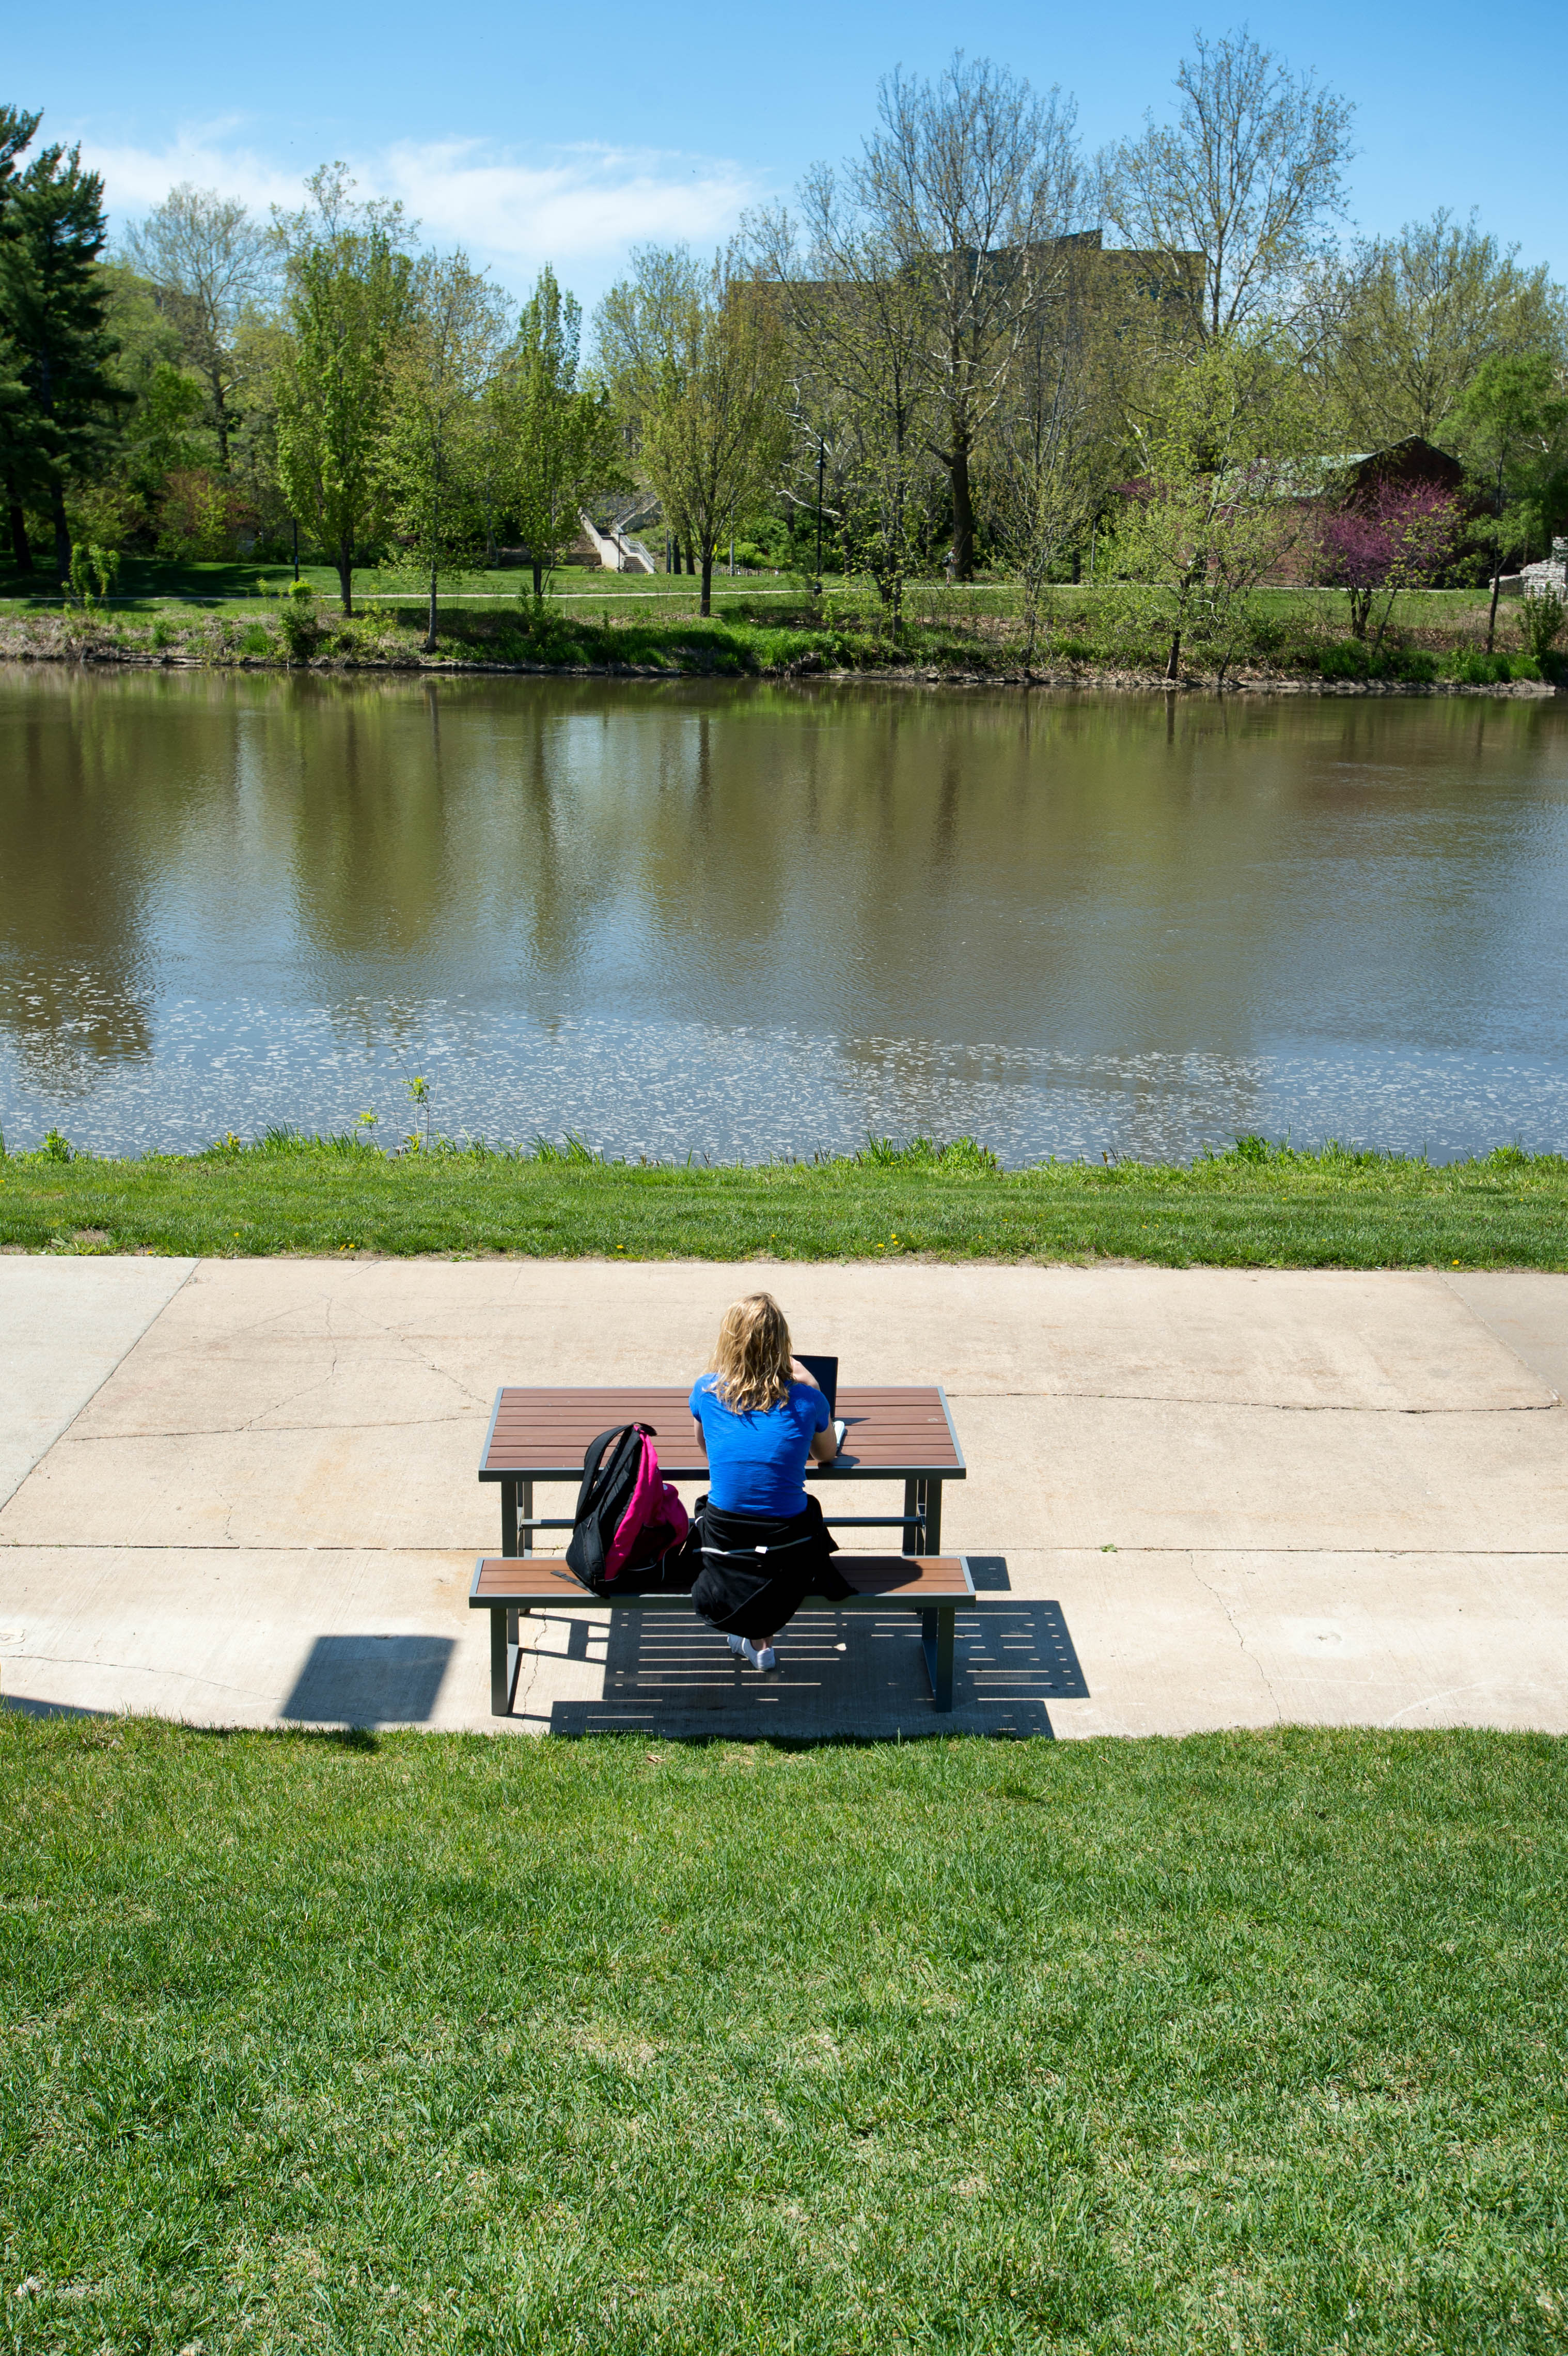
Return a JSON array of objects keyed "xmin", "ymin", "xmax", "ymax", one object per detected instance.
[{"xmin": 479, "ymin": 1384, "xmax": 965, "ymax": 1483}]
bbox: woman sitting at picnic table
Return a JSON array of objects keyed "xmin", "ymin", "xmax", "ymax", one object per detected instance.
[{"xmin": 689, "ymin": 1291, "xmax": 851, "ymax": 1672}]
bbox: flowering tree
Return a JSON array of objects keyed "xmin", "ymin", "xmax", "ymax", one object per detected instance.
[{"xmin": 1315, "ymin": 481, "xmax": 1461, "ymax": 647}]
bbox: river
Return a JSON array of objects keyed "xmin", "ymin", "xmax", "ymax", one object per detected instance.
[{"xmin": 2, "ymin": 664, "xmax": 1565, "ymax": 1164}]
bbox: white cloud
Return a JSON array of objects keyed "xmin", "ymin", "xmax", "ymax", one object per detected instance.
[
  {"xmin": 81, "ymin": 119, "xmax": 307, "ymax": 218},
  {"xmin": 77, "ymin": 120, "xmax": 762, "ymax": 298}
]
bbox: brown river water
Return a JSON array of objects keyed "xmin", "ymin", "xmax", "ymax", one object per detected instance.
[{"xmin": 2, "ymin": 663, "xmax": 1566, "ymax": 1163}]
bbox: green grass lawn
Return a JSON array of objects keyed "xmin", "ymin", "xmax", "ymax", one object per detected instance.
[
  {"xmin": 1, "ymin": 1715, "xmax": 1562, "ymax": 2352},
  {"xmin": 0, "ymin": 554, "xmax": 821, "ymax": 614},
  {"xmin": 2, "ymin": 1135, "xmax": 1566, "ymax": 1268}
]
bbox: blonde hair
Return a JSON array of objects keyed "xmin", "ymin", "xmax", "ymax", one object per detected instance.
[{"xmin": 710, "ymin": 1292, "xmax": 794, "ymax": 1414}]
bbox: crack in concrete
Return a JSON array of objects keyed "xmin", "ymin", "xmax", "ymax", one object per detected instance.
[
  {"xmin": 1187, "ymin": 1557, "xmax": 1284, "ymax": 1721},
  {"xmin": 944, "ymin": 1388, "xmax": 1559, "ymax": 1414},
  {"xmin": 1, "ymin": 1648, "xmax": 279, "ymax": 1700},
  {"xmin": 32, "ymin": 1414, "xmax": 486, "ymax": 1442}
]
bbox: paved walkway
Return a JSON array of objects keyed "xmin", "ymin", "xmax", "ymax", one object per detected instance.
[{"xmin": 2, "ymin": 1256, "xmax": 1564, "ymax": 1740}]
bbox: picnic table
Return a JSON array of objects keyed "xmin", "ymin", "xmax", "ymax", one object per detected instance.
[
  {"xmin": 478, "ymin": 1383, "xmax": 966, "ymax": 1557},
  {"xmin": 473, "ymin": 1383, "xmax": 971, "ymax": 1718}
]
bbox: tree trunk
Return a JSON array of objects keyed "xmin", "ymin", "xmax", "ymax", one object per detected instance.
[
  {"xmin": 949, "ymin": 433, "xmax": 976, "ymax": 583},
  {"xmin": 1486, "ymin": 560, "xmax": 1502, "ymax": 654},
  {"xmin": 699, "ymin": 550, "xmax": 713, "ymax": 618},
  {"xmin": 214, "ymin": 385, "xmax": 230, "ymax": 472},
  {"xmin": 5, "ymin": 475, "xmax": 33, "ymax": 572},
  {"xmin": 531, "ymin": 559, "xmax": 543, "ymax": 599},
  {"xmin": 425, "ymin": 564, "xmax": 438, "ymax": 653},
  {"xmin": 50, "ymin": 479, "xmax": 70, "ymax": 584},
  {"xmin": 671, "ymin": 539, "xmax": 682, "ymax": 574},
  {"xmin": 337, "ymin": 542, "xmax": 354, "ymax": 617},
  {"xmin": 1165, "ymin": 630, "xmax": 1182, "ymax": 683}
]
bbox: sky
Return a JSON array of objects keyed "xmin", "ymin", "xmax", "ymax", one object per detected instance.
[{"xmin": 9, "ymin": 0, "xmax": 1567, "ymax": 317}]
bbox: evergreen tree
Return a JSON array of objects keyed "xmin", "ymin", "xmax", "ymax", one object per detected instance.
[
  {"xmin": 0, "ymin": 123, "xmax": 128, "ymax": 579},
  {"xmin": 0, "ymin": 103, "xmax": 42, "ymax": 568}
]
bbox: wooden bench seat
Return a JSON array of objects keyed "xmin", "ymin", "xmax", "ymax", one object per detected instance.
[{"xmin": 469, "ymin": 1553, "xmax": 978, "ymax": 1717}]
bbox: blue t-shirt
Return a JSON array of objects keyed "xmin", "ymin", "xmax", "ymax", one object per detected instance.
[{"xmin": 688, "ymin": 1374, "xmax": 830, "ymax": 1516}]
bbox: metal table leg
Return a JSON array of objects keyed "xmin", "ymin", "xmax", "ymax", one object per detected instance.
[
  {"xmin": 921, "ymin": 1606, "xmax": 955, "ymax": 1710},
  {"xmin": 501, "ymin": 1477, "xmax": 518, "ymax": 1558},
  {"xmin": 924, "ymin": 1479, "xmax": 943, "ymax": 1556},
  {"xmin": 490, "ymin": 1604, "xmax": 520, "ymax": 1716},
  {"xmin": 902, "ymin": 1477, "xmax": 920, "ymax": 1555}
]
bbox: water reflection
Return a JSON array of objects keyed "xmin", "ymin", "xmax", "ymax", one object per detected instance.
[{"xmin": 1, "ymin": 663, "xmax": 1565, "ymax": 1160}]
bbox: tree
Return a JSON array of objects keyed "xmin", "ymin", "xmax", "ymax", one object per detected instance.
[
  {"xmin": 750, "ymin": 189, "xmax": 937, "ymax": 625},
  {"xmin": 1106, "ymin": 335, "xmax": 1307, "ymax": 682},
  {"xmin": 0, "ymin": 126, "xmax": 129, "ymax": 580},
  {"xmin": 1448, "ymin": 354, "xmax": 1568, "ymax": 650},
  {"xmin": 1314, "ymin": 481, "xmax": 1462, "ymax": 645},
  {"xmin": 0, "ymin": 104, "xmax": 41, "ymax": 568},
  {"xmin": 491, "ymin": 266, "xmax": 623, "ymax": 597},
  {"xmin": 273, "ymin": 165, "xmax": 415, "ymax": 614},
  {"xmin": 1311, "ymin": 211, "xmax": 1565, "ymax": 444},
  {"xmin": 1101, "ymin": 29, "xmax": 1355, "ymax": 340},
  {"xmin": 851, "ymin": 53, "xmax": 1086, "ymax": 580},
  {"xmin": 121, "ymin": 185, "xmax": 272, "ymax": 471},
  {"xmin": 987, "ymin": 257, "xmax": 1112, "ymax": 675},
  {"xmin": 384, "ymin": 249, "xmax": 508, "ymax": 650},
  {"xmin": 597, "ymin": 243, "xmax": 788, "ymax": 616}
]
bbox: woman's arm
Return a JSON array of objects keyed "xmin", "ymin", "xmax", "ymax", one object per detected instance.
[{"xmin": 793, "ymin": 1359, "xmax": 838, "ymax": 1461}]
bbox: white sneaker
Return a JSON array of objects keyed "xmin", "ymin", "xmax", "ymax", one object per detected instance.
[
  {"xmin": 727, "ymin": 1633, "xmax": 745, "ymax": 1656},
  {"xmin": 742, "ymin": 1639, "xmax": 778, "ymax": 1672}
]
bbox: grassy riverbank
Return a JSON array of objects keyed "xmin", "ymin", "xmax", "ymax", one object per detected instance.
[
  {"xmin": 2, "ymin": 1713, "xmax": 1562, "ymax": 2353},
  {"xmin": 3, "ymin": 1134, "xmax": 1565, "ymax": 1267},
  {"xmin": 1, "ymin": 569, "xmax": 1560, "ymax": 690}
]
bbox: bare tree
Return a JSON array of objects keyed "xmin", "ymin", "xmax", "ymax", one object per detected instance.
[
  {"xmin": 750, "ymin": 185, "xmax": 937, "ymax": 627},
  {"xmin": 122, "ymin": 184, "xmax": 273, "ymax": 470},
  {"xmin": 987, "ymin": 253, "xmax": 1113, "ymax": 676},
  {"xmin": 1309, "ymin": 211, "xmax": 1566, "ymax": 445},
  {"xmin": 1101, "ymin": 29, "xmax": 1355, "ymax": 340},
  {"xmin": 597, "ymin": 243, "xmax": 788, "ymax": 616},
  {"xmin": 853, "ymin": 53, "xmax": 1085, "ymax": 579}
]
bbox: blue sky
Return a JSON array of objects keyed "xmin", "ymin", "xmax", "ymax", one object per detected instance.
[{"xmin": 11, "ymin": 0, "xmax": 1566, "ymax": 314}]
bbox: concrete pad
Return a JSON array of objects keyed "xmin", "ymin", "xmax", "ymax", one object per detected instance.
[
  {"xmin": 0, "ymin": 1256, "xmax": 195, "ymax": 1509},
  {"xmin": 1026, "ymin": 1549, "xmax": 1568, "ymax": 1738},
  {"xmin": 4, "ymin": 1256, "xmax": 1567, "ymax": 1739},
  {"xmin": 0, "ymin": 1546, "xmax": 475, "ymax": 1727},
  {"xmin": 53, "ymin": 1261, "xmax": 1553, "ymax": 1432},
  {"xmin": 943, "ymin": 1394, "xmax": 1568, "ymax": 1555},
  {"xmin": 1443, "ymin": 1271, "xmax": 1568, "ymax": 1402},
  {"xmin": 0, "ymin": 1547, "xmax": 1064, "ymax": 1738}
]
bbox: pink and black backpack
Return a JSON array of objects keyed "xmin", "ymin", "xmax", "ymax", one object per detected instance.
[{"xmin": 565, "ymin": 1423, "xmax": 690, "ymax": 1593}]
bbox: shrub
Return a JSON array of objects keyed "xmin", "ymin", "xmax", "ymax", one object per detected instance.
[
  {"xmin": 1387, "ymin": 648, "xmax": 1438, "ymax": 682},
  {"xmin": 1516, "ymin": 587, "xmax": 1566, "ymax": 665},
  {"xmin": 276, "ymin": 581, "xmax": 320, "ymax": 663},
  {"xmin": 1318, "ymin": 639, "xmax": 1371, "ymax": 679},
  {"xmin": 1448, "ymin": 649, "xmax": 1539, "ymax": 685},
  {"xmin": 237, "ymin": 622, "xmax": 273, "ymax": 658}
]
